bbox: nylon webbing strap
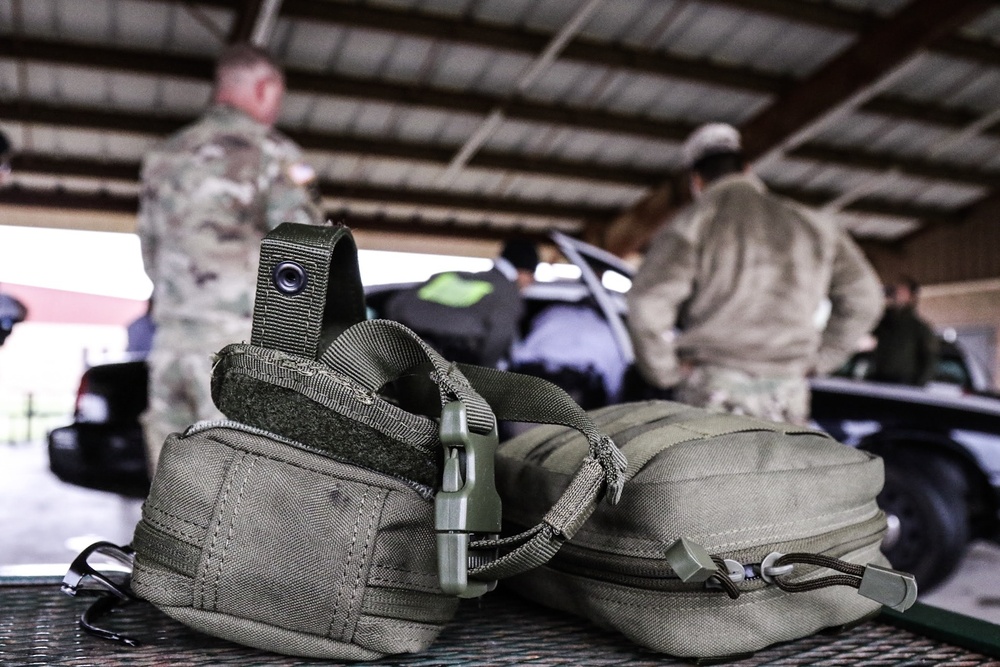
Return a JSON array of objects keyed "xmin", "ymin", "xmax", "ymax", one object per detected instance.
[
  {"xmin": 319, "ymin": 320, "xmax": 495, "ymax": 435},
  {"xmin": 442, "ymin": 364, "xmax": 627, "ymax": 583},
  {"xmin": 457, "ymin": 363, "xmax": 626, "ymax": 502},
  {"xmin": 251, "ymin": 223, "xmax": 366, "ymax": 360}
]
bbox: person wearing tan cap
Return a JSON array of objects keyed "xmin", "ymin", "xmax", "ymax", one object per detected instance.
[{"xmin": 626, "ymin": 123, "xmax": 883, "ymax": 424}]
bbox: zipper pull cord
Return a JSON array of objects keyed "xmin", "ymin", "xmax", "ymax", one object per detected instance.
[
  {"xmin": 770, "ymin": 552, "xmax": 866, "ymax": 592},
  {"xmin": 709, "ymin": 556, "xmax": 741, "ymax": 600},
  {"xmin": 770, "ymin": 552, "xmax": 918, "ymax": 611}
]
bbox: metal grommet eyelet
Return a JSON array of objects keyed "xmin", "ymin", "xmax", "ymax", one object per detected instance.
[{"xmin": 272, "ymin": 261, "xmax": 308, "ymax": 296}]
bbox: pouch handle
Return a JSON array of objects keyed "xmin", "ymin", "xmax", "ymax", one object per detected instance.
[
  {"xmin": 251, "ymin": 223, "xmax": 367, "ymax": 360},
  {"xmin": 319, "ymin": 319, "xmax": 627, "ymax": 591},
  {"xmin": 319, "ymin": 318, "xmax": 494, "ymax": 435},
  {"xmin": 342, "ymin": 346, "xmax": 628, "ymax": 583},
  {"xmin": 321, "ymin": 319, "xmax": 501, "ymax": 597},
  {"xmin": 454, "ymin": 364, "xmax": 627, "ymax": 582}
]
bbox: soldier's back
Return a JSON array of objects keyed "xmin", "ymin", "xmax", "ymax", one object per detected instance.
[{"xmin": 140, "ymin": 105, "xmax": 276, "ymax": 325}]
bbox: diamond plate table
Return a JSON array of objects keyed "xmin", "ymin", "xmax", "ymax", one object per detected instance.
[{"xmin": 1, "ymin": 577, "xmax": 998, "ymax": 666}]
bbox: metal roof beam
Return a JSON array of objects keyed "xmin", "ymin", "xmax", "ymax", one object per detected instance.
[
  {"xmin": 4, "ymin": 36, "xmax": 998, "ymax": 159},
  {"xmin": 11, "ymin": 97, "xmax": 992, "ymax": 198},
  {"xmin": 695, "ymin": 0, "xmax": 1000, "ymax": 68},
  {"xmin": 6, "ymin": 145, "xmax": 954, "ymax": 231},
  {"xmin": 227, "ymin": 0, "xmax": 283, "ymax": 46},
  {"xmin": 249, "ymin": 0, "xmax": 792, "ymax": 95},
  {"xmin": 769, "ymin": 186, "xmax": 962, "ymax": 225},
  {"xmin": 0, "ymin": 186, "xmax": 554, "ymax": 243},
  {"xmin": 0, "ymin": 36, "xmax": 696, "ymax": 145},
  {"xmin": 113, "ymin": 2, "xmax": 1000, "ymax": 135},
  {"xmin": 861, "ymin": 95, "xmax": 1000, "ymax": 139},
  {"xmin": 8, "ymin": 152, "xmax": 620, "ymax": 221},
  {"xmin": 787, "ymin": 144, "xmax": 1000, "ymax": 189},
  {"xmin": 0, "ymin": 101, "xmax": 661, "ymax": 186}
]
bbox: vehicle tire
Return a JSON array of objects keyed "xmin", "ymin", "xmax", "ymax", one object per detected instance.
[{"xmin": 877, "ymin": 459, "xmax": 969, "ymax": 593}]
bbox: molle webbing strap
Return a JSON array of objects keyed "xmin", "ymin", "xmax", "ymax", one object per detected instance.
[{"xmin": 251, "ymin": 223, "xmax": 367, "ymax": 360}]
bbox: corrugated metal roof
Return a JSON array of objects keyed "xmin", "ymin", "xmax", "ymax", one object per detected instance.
[{"xmin": 0, "ymin": 0, "xmax": 998, "ymax": 246}]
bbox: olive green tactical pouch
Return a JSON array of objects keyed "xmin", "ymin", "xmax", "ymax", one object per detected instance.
[
  {"xmin": 496, "ymin": 400, "xmax": 918, "ymax": 660},
  {"xmin": 130, "ymin": 223, "xmax": 628, "ymax": 659}
]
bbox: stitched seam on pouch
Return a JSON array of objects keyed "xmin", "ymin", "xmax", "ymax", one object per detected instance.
[
  {"xmin": 571, "ymin": 504, "xmax": 877, "ymax": 554},
  {"xmin": 345, "ymin": 490, "xmax": 382, "ymax": 644},
  {"xmin": 694, "ymin": 505, "xmax": 878, "ymax": 542},
  {"xmin": 366, "ymin": 574, "xmax": 443, "ymax": 594},
  {"xmin": 330, "ymin": 487, "xmax": 370, "ymax": 639},
  {"xmin": 141, "ymin": 512, "xmax": 203, "ymax": 545},
  {"xmin": 203, "ymin": 436, "xmax": 419, "ymax": 497},
  {"xmin": 199, "ymin": 452, "xmax": 243, "ymax": 610},
  {"xmin": 145, "ymin": 504, "xmax": 209, "ymax": 532},
  {"xmin": 211, "ymin": 455, "xmax": 258, "ymax": 612},
  {"xmin": 624, "ymin": 458, "xmax": 875, "ymax": 485}
]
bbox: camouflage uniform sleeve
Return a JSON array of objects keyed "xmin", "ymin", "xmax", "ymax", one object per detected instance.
[
  {"xmin": 136, "ymin": 155, "xmax": 160, "ymax": 281},
  {"xmin": 625, "ymin": 208, "xmax": 700, "ymax": 389},
  {"xmin": 815, "ymin": 231, "xmax": 885, "ymax": 374},
  {"xmin": 259, "ymin": 134, "xmax": 323, "ymax": 230}
]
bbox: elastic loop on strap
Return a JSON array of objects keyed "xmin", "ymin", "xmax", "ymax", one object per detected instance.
[{"xmin": 250, "ymin": 223, "xmax": 367, "ymax": 360}]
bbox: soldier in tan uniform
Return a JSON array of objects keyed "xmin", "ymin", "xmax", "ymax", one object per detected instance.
[
  {"xmin": 627, "ymin": 123, "xmax": 883, "ymax": 424},
  {"xmin": 138, "ymin": 44, "xmax": 322, "ymax": 472}
]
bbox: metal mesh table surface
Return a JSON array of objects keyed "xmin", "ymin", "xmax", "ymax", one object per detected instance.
[{"xmin": 1, "ymin": 579, "xmax": 998, "ymax": 667}]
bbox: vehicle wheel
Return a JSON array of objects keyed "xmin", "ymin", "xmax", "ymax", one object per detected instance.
[{"xmin": 877, "ymin": 460, "xmax": 969, "ymax": 593}]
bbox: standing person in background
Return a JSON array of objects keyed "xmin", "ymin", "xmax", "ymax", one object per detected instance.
[
  {"xmin": 0, "ymin": 129, "xmax": 12, "ymax": 186},
  {"xmin": 627, "ymin": 123, "xmax": 883, "ymax": 424},
  {"xmin": 384, "ymin": 238, "xmax": 539, "ymax": 368},
  {"xmin": 870, "ymin": 278, "xmax": 939, "ymax": 386},
  {"xmin": 126, "ymin": 297, "xmax": 155, "ymax": 356},
  {"xmin": 138, "ymin": 43, "xmax": 322, "ymax": 473},
  {"xmin": 0, "ymin": 289, "xmax": 26, "ymax": 346}
]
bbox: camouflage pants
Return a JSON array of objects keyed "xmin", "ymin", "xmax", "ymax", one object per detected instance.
[
  {"xmin": 141, "ymin": 320, "xmax": 249, "ymax": 475},
  {"xmin": 675, "ymin": 364, "xmax": 810, "ymax": 425}
]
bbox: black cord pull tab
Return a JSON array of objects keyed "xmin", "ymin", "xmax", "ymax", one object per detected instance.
[
  {"xmin": 858, "ymin": 564, "xmax": 918, "ymax": 611},
  {"xmin": 769, "ymin": 552, "xmax": 918, "ymax": 612}
]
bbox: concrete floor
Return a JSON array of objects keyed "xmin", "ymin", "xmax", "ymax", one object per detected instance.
[{"xmin": 2, "ymin": 439, "xmax": 1000, "ymax": 626}]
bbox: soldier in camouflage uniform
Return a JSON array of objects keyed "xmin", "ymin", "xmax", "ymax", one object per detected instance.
[
  {"xmin": 138, "ymin": 44, "xmax": 322, "ymax": 473},
  {"xmin": 626, "ymin": 123, "xmax": 883, "ymax": 424}
]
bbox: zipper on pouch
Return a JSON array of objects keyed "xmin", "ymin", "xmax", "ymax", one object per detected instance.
[{"xmin": 548, "ymin": 512, "xmax": 887, "ymax": 590}]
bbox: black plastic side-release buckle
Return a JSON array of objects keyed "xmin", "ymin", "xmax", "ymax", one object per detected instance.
[{"xmin": 434, "ymin": 401, "xmax": 501, "ymax": 598}]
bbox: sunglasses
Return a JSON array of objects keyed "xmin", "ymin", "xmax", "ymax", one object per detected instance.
[{"xmin": 61, "ymin": 541, "xmax": 140, "ymax": 647}]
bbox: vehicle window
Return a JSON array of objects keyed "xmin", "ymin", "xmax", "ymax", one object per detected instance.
[{"xmin": 934, "ymin": 359, "xmax": 970, "ymax": 388}]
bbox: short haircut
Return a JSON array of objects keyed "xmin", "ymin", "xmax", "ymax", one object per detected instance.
[
  {"xmin": 500, "ymin": 237, "xmax": 539, "ymax": 273},
  {"xmin": 900, "ymin": 275, "xmax": 920, "ymax": 295},
  {"xmin": 215, "ymin": 43, "xmax": 282, "ymax": 89},
  {"xmin": 691, "ymin": 151, "xmax": 745, "ymax": 185}
]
